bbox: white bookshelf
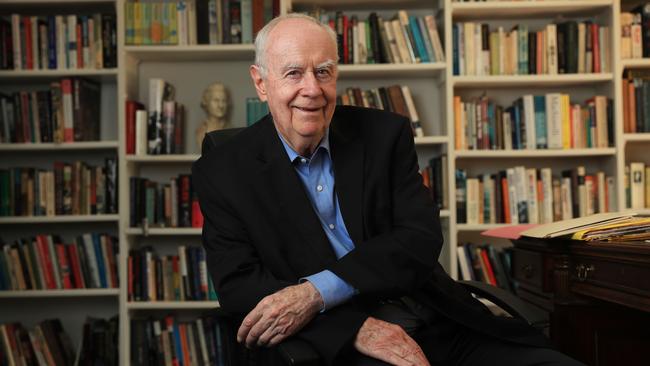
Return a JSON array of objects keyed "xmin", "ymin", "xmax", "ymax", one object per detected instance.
[
  {"xmin": 125, "ymin": 227, "xmax": 202, "ymax": 236},
  {"xmin": 621, "ymin": 58, "xmax": 650, "ymax": 69},
  {"xmin": 623, "ymin": 133, "xmax": 650, "ymax": 142},
  {"xmin": 337, "ymin": 63, "xmax": 446, "ymax": 78},
  {"xmin": 0, "ymin": 289, "xmax": 119, "ymax": 298},
  {"xmin": 451, "ymin": 0, "xmax": 613, "ymax": 20},
  {"xmin": 0, "ymin": 214, "xmax": 120, "ymax": 224},
  {"xmin": 0, "ymin": 141, "xmax": 119, "ymax": 151},
  {"xmin": 124, "ymin": 44, "xmax": 255, "ymax": 62},
  {"xmin": 126, "ymin": 301, "xmax": 220, "ymax": 310},
  {"xmin": 455, "ymin": 148, "xmax": 617, "ymax": 159},
  {"xmin": 125, "ymin": 154, "xmax": 201, "ymax": 163},
  {"xmin": 452, "ymin": 73, "xmax": 614, "ymax": 88}
]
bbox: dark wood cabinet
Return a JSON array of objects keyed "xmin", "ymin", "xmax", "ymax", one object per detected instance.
[{"xmin": 512, "ymin": 238, "xmax": 650, "ymax": 366}]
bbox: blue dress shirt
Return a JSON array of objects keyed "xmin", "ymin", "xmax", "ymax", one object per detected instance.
[{"xmin": 278, "ymin": 129, "xmax": 357, "ymax": 311}]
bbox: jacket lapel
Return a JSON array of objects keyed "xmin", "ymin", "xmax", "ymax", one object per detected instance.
[
  {"xmin": 255, "ymin": 117, "xmax": 338, "ymax": 265},
  {"xmin": 329, "ymin": 114, "xmax": 364, "ymax": 246}
]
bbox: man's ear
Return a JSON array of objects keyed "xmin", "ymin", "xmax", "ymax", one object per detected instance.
[{"xmin": 250, "ymin": 65, "xmax": 268, "ymax": 102}]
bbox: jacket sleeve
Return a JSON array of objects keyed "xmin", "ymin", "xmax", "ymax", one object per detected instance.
[
  {"xmin": 329, "ymin": 118, "xmax": 444, "ymax": 299},
  {"xmin": 192, "ymin": 157, "xmax": 368, "ymax": 365}
]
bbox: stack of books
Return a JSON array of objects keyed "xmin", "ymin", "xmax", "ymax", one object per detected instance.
[
  {"xmin": 622, "ymin": 69, "xmax": 650, "ymax": 133},
  {"xmin": 457, "ymin": 243, "xmax": 515, "ymax": 292},
  {"xmin": 620, "ymin": 5, "xmax": 650, "ymax": 59}
]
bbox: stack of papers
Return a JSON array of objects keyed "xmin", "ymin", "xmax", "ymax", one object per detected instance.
[{"xmin": 520, "ymin": 212, "xmax": 649, "ymax": 241}]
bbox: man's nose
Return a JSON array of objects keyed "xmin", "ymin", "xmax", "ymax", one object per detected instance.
[{"xmin": 300, "ymin": 72, "xmax": 323, "ymax": 97}]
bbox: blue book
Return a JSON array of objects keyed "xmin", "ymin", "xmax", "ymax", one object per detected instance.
[
  {"xmin": 215, "ymin": 321, "xmax": 225, "ymax": 366},
  {"xmin": 47, "ymin": 16, "xmax": 57, "ymax": 69},
  {"xmin": 92, "ymin": 233, "xmax": 107, "ymax": 288},
  {"xmin": 409, "ymin": 16, "xmax": 429, "ymax": 63},
  {"xmin": 417, "ymin": 17, "xmax": 436, "ymax": 62},
  {"xmin": 533, "ymin": 95, "xmax": 547, "ymax": 148},
  {"xmin": 487, "ymin": 102, "xmax": 496, "ymax": 149},
  {"xmin": 172, "ymin": 319, "xmax": 184, "ymax": 366},
  {"xmin": 518, "ymin": 25, "xmax": 528, "ymax": 75},
  {"xmin": 510, "ymin": 106, "xmax": 522, "ymax": 150},
  {"xmin": 452, "ymin": 25, "xmax": 459, "ymax": 75},
  {"xmin": 190, "ymin": 247, "xmax": 201, "ymax": 300}
]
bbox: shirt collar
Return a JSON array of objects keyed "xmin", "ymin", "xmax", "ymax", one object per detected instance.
[{"xmin": 277, "ymin": 128, "xmax": 331, "ymax": 164}]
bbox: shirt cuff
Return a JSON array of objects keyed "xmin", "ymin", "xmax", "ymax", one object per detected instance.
[{"xmin": 302, "ymin": 270, "xmax": 357, "ymax": 312}]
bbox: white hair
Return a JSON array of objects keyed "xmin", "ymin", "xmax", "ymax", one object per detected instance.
[{"xmin": 254, "ymin": 13, "xmax": 339, "ymax": 78}]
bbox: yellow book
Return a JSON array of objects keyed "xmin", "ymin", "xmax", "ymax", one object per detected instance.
[
  {"xmin": 561, "ymin": 94, "xmax": 571, "ymax": 149},
  {"xmin": 133, "ymin": 2, "xmax": 143, "ymax": 45},
  {"xmin": 168, "ymin": 2, "xmax": 178, "ymax": 45},
  {"xmin": 454, "ymin": 96, "xmax": 463, "ymax": 149}
]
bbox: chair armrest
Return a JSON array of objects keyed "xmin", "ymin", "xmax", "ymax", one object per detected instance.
[
  {"xmin": 459, "ymin": 280, "xmax": 547, "ymax": 329},
  {"xmin": 275, "ymin": 338, "xmax": 321, "ymax": 366}
]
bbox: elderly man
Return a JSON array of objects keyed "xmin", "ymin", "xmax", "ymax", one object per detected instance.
[{"xmin": 192, "ymin": 13, "xmax": 583, "ymax": 366}]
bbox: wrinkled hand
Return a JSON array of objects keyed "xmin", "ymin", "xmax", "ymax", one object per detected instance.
[
  {"xmin": 354, "ymin": 317, "xmax": 430, "ymax": 366},
  {"xmin": 237, "ymin": 281, "xmax": 323, "ymax": 348}
]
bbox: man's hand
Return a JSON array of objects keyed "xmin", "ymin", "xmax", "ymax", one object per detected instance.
[
  {"xmin": 237, "ymin": 281, "xmax": 323, "ymax": 348},
  {"xmin": 354, "ymin": 317, "xmax": 430, "ymax": 366}
]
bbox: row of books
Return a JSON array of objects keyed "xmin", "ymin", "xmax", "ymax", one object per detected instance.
[
  {"xmin": 245, "ymin": 97, "xmax": 269, "ymax": 126},
  {"xmin": 621, "ymin": 5, "xmax": 650, "ymax": 59},
  {"xmin": 131, "ymin": 315, "xmax": 242, "ymax": 366},
  {"xmin": 0, "ymin": 159, "xmax": 118, "ymax": 217},
  {"xmin": 125, "ymin": 99, "xmax": 186, "ymax": 155},
  {"xmin": 453, "ymin": 94, "xmax": 614, "ymax": 151},
  {"xmin": 124, "ymin": 0, "xmax": 280, "ymax": 45},
  {"xmin": 336, "ymin": 85, "xmax": 424, "ymax": 138},
  {"xmin": 0, "ymin": 14, "xmax": 117, "ymax": 71},
  {"xmin": 129, "ymin": 174, "xmax": 203, "ymax": 229},
  {"xmin": 0, "ymin": 78, "xmax": 101, "ymax": 144},
  {"xmin": 626, "ymin": 162, "xmax": 650, "ymax": 210},
  {"xmin": 453, "ymin": 21, "xmax": 610, "ymax": 76},
  {"xmin": 0, "ymin": 233, "xmax": 118, "ymax": 291},
  {"xmin": 421, "ymin": 154, "xmax": 449, "ymax": 210},
  {"xmin": 0, "ymin": 317, "xmax": 117, "ymax": 366},
  {"xmin": 128, "ymin": 245, "xmax": 217, "ymax": 302},
  {"xmin": 457, "ymin": 243, "xmax": 514, "ymax": 292},
  {"xmin": 622, "ymin": 69, "xmax": 650, "ymax": 133},
  {"xmin": 0, "ymin": 319, "xmax": 76, "ymax": 366},
  {"xmin": 456, "ymin": 166, "xmax": 615, "ymax": 225},
  {"xmin": 307, "ymin": 10, "xmax": 444, "ymax": 64}
]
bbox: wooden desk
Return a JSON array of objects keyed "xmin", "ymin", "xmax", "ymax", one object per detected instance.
[{"xmin": 512, "ymin": 238, "xmax": 650, "ymax": 366}]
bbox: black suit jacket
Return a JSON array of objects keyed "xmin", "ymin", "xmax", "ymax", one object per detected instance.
[{"xmin": 192, "ymin": 106, "xmax": 549, "ymax": 365}]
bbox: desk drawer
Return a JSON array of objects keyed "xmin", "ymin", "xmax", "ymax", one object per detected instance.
[
  {"xmin": 513, "ymin": 249, "xmax": 543, "ymax": 290},
  {"xmin": 571, "ymin": 256, "xmax": 650, "ymax": 301}
]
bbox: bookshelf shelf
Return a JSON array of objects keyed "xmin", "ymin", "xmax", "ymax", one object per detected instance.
[
  {"xmin": 415, "ymin": 136, "xmax": 449, "ymax": 145},
  {"xmin": 455, "ymin": 148, "xmax": 617, "ymax": 159},
  {"xmin": 452, "ymin": 73, "xmax": 614, "ymax": 88},
  {"xmin": 623, "ymin": 133, "xmax": 650, "ymax": 143},
  {"xmin": 0, "ymin": 141, "xmax": 119, "ymax": 151},
  {"xmin": 125, "ymin": 227, "xmax": 202, "ymax": 236},
  {"xmin": 290, "ymin": 0, "xmax": 431, "ymax": 10},
  {"xmin": 0, "ymin": 68, "xmax": 118, "ymax": 81},
  {"xmin": 126, "ymin": 301, "xmax": 220, "ymax": 310},
  {"xmin": 0, "ymin": 289, "xmax": 119, "ymax": 298},
  {"xmin": 451, "ymin": 0, "xmax": 613, "ymax": 20},
  {"xmin": 0, "ymin": 214, "xmax": 119, "ymax": 224},
  {"xmin": 440, "ymin": 210, "xmax": 450, "ymax": 218},
  {"xmin": 337, "ymin": 63, "xmax": 446, "ymax": 78},
  {"xmin": 621, "ymin": 58, "xmax": 650, "ymax": 69},
  {"xmin": 125, "ymin": 154, "xmax": 200, "ymax": 163},
  {"xmin": 456, "ymin": 223, "xmax": 509, "ymax": 232},
  {"xmin": 124, "ymin": 45, "xmax": 255, "ymax": 62}
]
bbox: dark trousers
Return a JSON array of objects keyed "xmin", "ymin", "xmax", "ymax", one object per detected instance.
[{"xmin": 340, "ymin": 302, "xmax": 585, "ymax": 366}]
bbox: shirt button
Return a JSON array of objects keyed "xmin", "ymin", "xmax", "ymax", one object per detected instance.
[
  {"xmin": 329, "ymin": 224, "xmax": 335, "ymax": 230},
  {"xmin": 317, "ymin": 185, "xmax": 323, "ymax": 192},
  {"xmin": 300, "ymin": 158, "xmax": 307, "ymax": 164}
]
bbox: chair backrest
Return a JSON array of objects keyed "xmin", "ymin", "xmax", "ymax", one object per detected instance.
[{"xmin": 201, "ymin": 128, "xmax": 245, "ymax": 156}]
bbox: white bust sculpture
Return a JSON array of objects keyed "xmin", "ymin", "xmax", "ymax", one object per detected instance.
[{"xmin": 196, "ymin": 82, "xmax": 230, "ymax": 147}]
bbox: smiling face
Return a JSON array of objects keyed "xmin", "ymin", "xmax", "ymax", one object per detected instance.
[{"xmin": 250, "ymin": 18, "xmax": 338, "ymax": 155}]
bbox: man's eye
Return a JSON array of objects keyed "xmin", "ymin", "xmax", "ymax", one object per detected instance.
[{"xmin": 286, "ymin": 70, "xmax": 301, "ymax": 78}]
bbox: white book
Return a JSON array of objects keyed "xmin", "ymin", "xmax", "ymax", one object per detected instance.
[
  {"xmin": 474, "ymin": 22, "xmax": 482, "ymax": 76},
  {"xmin": 561, "ymin": 177, "xmax": 574, "ymax": 220},
  {"xmin": 503, "ymin": 112, "xmax": 513, "ymax": 150},
  {"xmin": 424, "ymin": 15, "xmax": 445, "ymax": 62},
  {"xmin": 526, "ymin": 169, "xmax": 539, "ymax": 224},
  {"xmin": 546, "ymin": 24, "xmax": 557, "ymax": 74},
  {"xmin": 11, "ymin": 14, "xmax": 22, "ymax": 70},
  {"xmin": 597, "ymin": 172, "xmax": 606, "ymax": 214},
  {"xmin": 401, "ymin": 86, "xmax": 424, "ymax": 137},
  {"xmin": 523, "ymin": 95, "xmax": 536, "ymax": 150},
  {"xmin": 466, "ymin": 178, "xmax": 480, "ymax": 224},
  {"xmin": 541, "ymin": 168, "xmax": 554, "ymax": 223},
  {"xmin": 177, "ymin": 1, "xmax": 188, "ymax": 45},
  {"xmin": 545, "ymin": 93, "xmax": 563, "ymax": 149},
  {"xmin": 358, "ymin": 20, "xmax": 368, "ymax": 64},
  {"xmin": 585, "ymin": 176, "xmax": 595, "ymax": 216},
  {"xmin": 506, "ymin": 168, "xmax": 519, "ymax": 224},
  {"xmin": 606, "ymin": 176, "xmax": 616, "ymax": 212},
  {"xmin": 594, "ymin": 96, "xmax": 608, "ymax": 148},
  {"xmin": 56, "ymin": 15, "xmax": 67, "ymax": 69},
  {"xmin": 510, "ymin": 27, "xmax": 518, "ymax": 75},
  {"xmin": 188, "ymin": 0, "xmax": 197, "ymax": 44},
  {"xmin": 515, "ymin": 166, "xmax": 529, "ymax": 223},
  {"xmin": 577, "ymin": 166, "xmax": 587, "ymax": 217},
  {"xmin": 457, "ymin": 246, "xmax": 473, "ymax": 281},
  {"xmin": 632, "ymin": 23, "xmax": 644, "ymax": 59},
  {"xmin": 196, "ymin": 318, "xmax": 210, "ymax": 365},
  {"xmin": 458, "ymin": 23, "xmax": 465, "ymax": 74},
  {"xmin": 67, "ymin": 15, "xmax": 77, "ymax": 69},
  {"xmin": 135, "ymin": 110, "xmax": 148, "ymax": 155},
  {"xmin": 383, "ymin": 19, "xmax": 402, "ymax": 63},
  {"xmin": 397, "ymin": 11, "xmax": 417, "ymax": 63},
  {"xmin": 630, "ymin": 162, "xmax": 645, "ymax": 209},
  {"xmin": 352, "ymin": 20, "xmax": 359, "ymax": 64},
  {"xmin": 391, "ymin": 19, "xmax": 411, "ymax": 64},
  {"xmin": 464, "ymin": 22, "xmax": 475, "ymax": 75},
  {"xmin": 498, "ymin": 26, "xmax": 505, "ymax": 75},
  {"xmin": 178, "ymin": 245, "xmax": 188, "ymax": 300},
  {"xmin": 46, "ymin": 172, "xmax": 55, "ymax": 216},
  {"xmin": 600, "ymin": 26, "xmax": 609, "ymax": 73}
]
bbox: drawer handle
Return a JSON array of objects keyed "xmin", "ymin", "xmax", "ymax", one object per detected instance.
[
  {"xmin": 576, "ymin": 264, "xmax": 595, "ymax": 282},
  {"xmin": 522, "ymin": 265, "xmax": 534, "ymax": 278}
]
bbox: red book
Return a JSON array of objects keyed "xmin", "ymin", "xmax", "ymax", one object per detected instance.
[
  {"xmin": 125, "ymin": 101, "xmax": 143, "ymax": 154},
  {"xmin": 252, "ymin": 0, "xmax": 264, "ymax": 36},
  {"xmin": 591, "ymin": 23, "xmax": 600, "ymax": 73},
  {"xmin": 36, "ymin": 235, "xmax": 56, "ymax": 289},
  {"xmin": 501, "ymin": 177, "xmax": 511, "ymax": 224},
  {"xmin": 165, "ymin": 316, "xmax": 180, "ymax": 366},
  {"xmin": 191, "ymin": 197, "xmax": 203, "ymax": 228},
  {"xmin": 480, "ymin": 248, "xmax": 498, "ymax": 286},
  {"xmin": 172, "ymin": 256, "xmax": 180, "ymax": 300},
  {"xmin": 104, "ymin": 236, "xmax": 118, "ymax": 288},
  {"xmin": 342, "ymin": 15, "xmax": 349, "ymax": 64},
  {"xmin": 66, "ymin": 243, "xmax": 85, "ymax": 289},
  {"xmin": 179, "ymin": 175, "xmax": 191, "ymax": 227},
  {"xmin": 179, "ymin": 324, "xmax": 190, "ymax": 366},
  {"xmin": 60, "ymin": 79, "xmax": 74, "ymax": 142},
  {"xmin": 55, "ymin": 243, "xmax": 73, "ymax": 289},
  {"xmin": 23, "ymin": 17, "xmax": 33, "ymax": 69},
  {"xmin": 76, "ymin": 22, "xmax": 83, "ymax": 68}
]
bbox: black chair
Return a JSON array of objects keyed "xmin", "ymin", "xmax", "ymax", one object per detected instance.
[{"xmin": 200, "ymin": 128, "xmax": 547, "ymax": 366}]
